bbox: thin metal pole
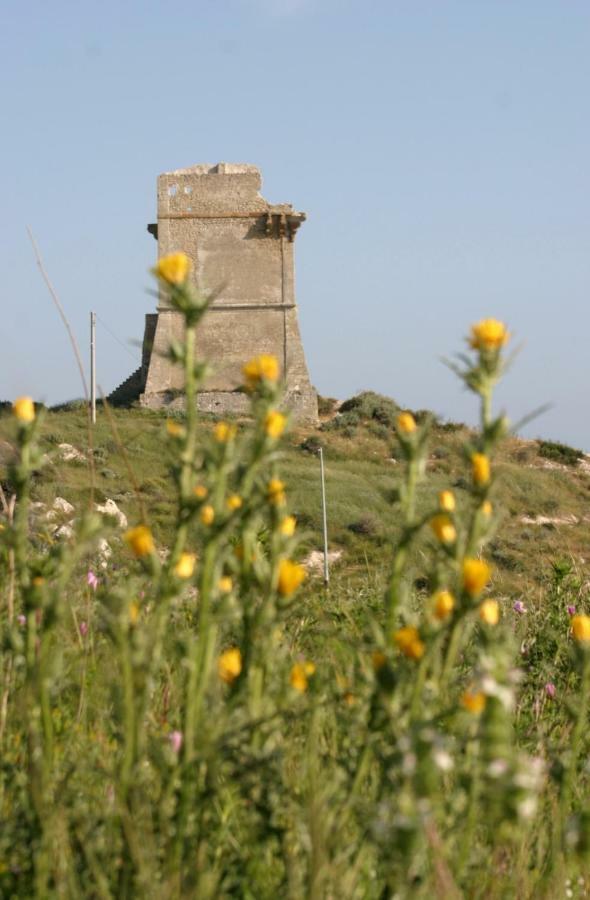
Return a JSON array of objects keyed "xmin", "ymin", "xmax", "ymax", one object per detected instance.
[
  {"xmin": 90, "ymin": 311, "xmax": 96, "ymax": 424},
  {"xmin": 318, "ymin": 447, "xmax": 329, "ymax": 587}
]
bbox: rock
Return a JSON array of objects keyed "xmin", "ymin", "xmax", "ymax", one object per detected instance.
[
  {"xmin": 58, "ymin": 443, "xmax": 86, "ymax": 463},
  {"xmin": 54, "ymin": 523, "xmax": 74, "ymax": 539},
  {"xmin": 47, "ymin": 497, "xmax": 75, "ymax": 520},
  {"xmin": 95, "ymin": 498, "xmax": 128, "ymax": 529},
  {"xmin": 520, "ymin": 514, "xmax": 579, "ymax": 526},
  {"xmin": 303, "ymin": 549, "xmax": 343, "ymax": 574},
  {"xmin": 98, "ymin": 538, "xmax": 112, "ymax": 568}
]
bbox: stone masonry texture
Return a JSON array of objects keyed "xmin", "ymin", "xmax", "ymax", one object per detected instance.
[{"xmin": 139, "ymin": 163, "xmax": 318, "ymax": 422}]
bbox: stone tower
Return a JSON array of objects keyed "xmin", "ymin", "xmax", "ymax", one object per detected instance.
[{"xmin": 139, "ymin": 163, "xmax": 317, "ymax": 421}]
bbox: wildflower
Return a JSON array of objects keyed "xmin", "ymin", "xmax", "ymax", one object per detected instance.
[
  {"xmin": 218, "ymin": 647, "xmax": 242, "ymax": 684},
  {"xmin": 471, "ymin": 452, "xmax": 491, "ymax": 486},
  {"xmin": 32, "ymin": 576, "xmax": 45, "ymax": 587},
  {"xmin": 174, "ymin": 553, "xmax": 196, "ymax": 579},
  {"xmin": 267, "ymin": 478, "xmax": 286, "ymax": 506},
  {"xmin": 567, "ymin": 604, "xmax": 576, "ymax": 617},
  {"xmin": 17, "ymin": 614, "xmax": 26, "ymax": 626},
  {"xmin": 242, "ymin": 354, "xmax": 280, "ymax": 389},
  {"xmin": 461, "ymin": 690, "xmax": 486, "ymax": 714},
  {"xmin": 193, "ymin": 484, "xmax": 208, "ymax": 500},
  {"xmin": 571, "ymin": 615, "xmax": 590, "ymax": 643},
  {"xmin": 479, "ymin": 599, "xmax": 500, "ymax": 625},
  {"xmin": 545, "ymin": 682, "xmax": 556, "ymax": 699},
  {"xmin": 469, "ymin": 318, "xmax": 510, "ymax": 351},
  {"xmin": 200, "ymin": 505, "xmax": 215, "ymax": 526},
  {"xmin": 433, "ymin": 590, "xmax": 455, "ymax": 621},
  {"xmin": 153, "ymin": 251, "xmax": 191, "ymax": 285},
  {"xmin": 439, "ymin": 490, "xmax": 456, "ymax": 512},
  {"xmin": 280, "ymin": 515, "xmax": 296, "ymax": 537},
  {"xmin": 214, "ymin": 421, "xmax": 236, "ymax": 443},
  {"xmin": 290, "ymin": 661, "xmax": 315, "ymax": 693},
  {"xmin": 12, "ymin": 396, "xmax": 35, "ymax": 423},
  {"xmin": 430, "ymin": 514, "xmax": 456, "ymax": 545},
  {"xmin": 168, "ymin": 730, "xmax": 183, "ymax": 754},
  {"xmin": 372, "ymin": 651, "xmax": 387, "ymax": 671},
  {"xmin": 265, "ymin": 410, "xmax": 287, "ymax": 439},
  {"xmin": 278, "ymin": 559, "xmax": 306, "ymax": 596},
  {"xmin": 513, "ymin": 600, "xmax": 526, "ymax": 614},
  {"xmin": 393, "ymin": 626, "xmax": 425, "ymax": 661},
  {"xmin": 87, "ymin": 570, "xmax": 99, "ymax": 591},
  {"xmin": 166, "ymin": 419, "xmax": 184, "ymax": 437},
  {"xmin": 79, "ymin": 621, "xmax": 88, "ymax": 637},
  {"xmin": 481, "ymin": 500, "xmax": 493, "ymax": 517},
  {"xmin": 218, "ymin": 576, "xmax": 233, "ymax": 593},
  {"xmin": 124, "ymin": 525, "xmax": 155, "ymax": 558},
  {"xmin": 462, "ymin": 558, "xmax": 491, "ymax": 597},
  {"xmin": 396, "ymin": 412, "xmax": 416, "ymax": 434},
  {"xmin": 129, "ymin": 601, "xmax": 140, "ymax": 625},
  {"xmin": 226, "ymin": 494, "xmax": 242, "ymax": 512}
]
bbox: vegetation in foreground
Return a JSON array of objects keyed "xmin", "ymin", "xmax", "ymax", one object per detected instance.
[{"xmin": 2, "ymin": 259, "xmax": 590, "ymax": 897}]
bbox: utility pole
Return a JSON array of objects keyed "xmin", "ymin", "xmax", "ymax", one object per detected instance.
[
  {"xmin": 90, "ymin": 311, "xmax": 96, "ymax": 424},
  {"xmin": 318, "ymin": 446, "xmax": 329, "ymax": 587}
]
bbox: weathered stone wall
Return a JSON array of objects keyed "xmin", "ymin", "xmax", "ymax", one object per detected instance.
[{"xmin": 140, "ymin": 163, "xmax": 317, "ymax": 422}]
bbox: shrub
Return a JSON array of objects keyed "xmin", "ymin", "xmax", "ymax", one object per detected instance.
[{"xmin": 538, "ymin": 439, "xmax": 583, "ymax": 466}]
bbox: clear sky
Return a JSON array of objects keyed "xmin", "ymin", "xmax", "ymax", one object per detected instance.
[{"xmin": 1, "ymin": 0, "xmax": 589, "ymax": 448}]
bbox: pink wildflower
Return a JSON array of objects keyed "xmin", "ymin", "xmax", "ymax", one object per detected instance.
[
  {"xmin": 567, "ymin": 605, "xmax": 576, "ymax": 617},
  {"xmin": 545, "ymin": 682, "xmax": 556, "ymax": 699},
  {"xmin": 87, "ymin": 571, "xmax": 99, "ymax": 591},
  {"xmin": 80, "ymin": 621, "xmax": 89, "ymax": 637},
  {"xmin": 513, "ymin": 600, "xmax": 526, "ymax": 614},
  {"xmin": 168, "ymin": 730, "xmax": 183, "ymax": 754},
  {"xmin": 17, "ymin": 614, "xmax": 26, "ymax": 626}
]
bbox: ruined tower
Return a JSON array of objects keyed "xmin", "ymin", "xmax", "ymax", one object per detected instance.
[{"xmin": 138, "ymin": 163, "xmax": 317, "ymax": 421}]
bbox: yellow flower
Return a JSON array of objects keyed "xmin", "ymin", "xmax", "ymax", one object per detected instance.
[
  {"xmin": 433, "ymin": 590, "xmax": 455, "ymax": 621},
  {"xmin": 280, "ymin": 515, "xmax": 296, "ymax": 537},
  {"xmin": 226, "ymin": 494, "xmax": 243, "ymax": 512},
  {"xmin": 277, "ymin": 559, "xmax": 306, "ymax": 596},
  {"xmin": 461, "ymin": 690, "xmax": 486, "ymax": 714},
  {"xmin": 174, "ymin": 552, "xmax": 196, "ymax": 579},
  {"xmin": 290, "ymin": 661, "xmax": 315, "ymax": 693},
  {"xmin": 13, "ymin": 397, "xmax": 35, "ymax": 423},
  {"xmin": 469, "ymin": 318, "xmax": 510, "ymax": 351},
  {"xmin": 166, "ymin": 419, "xmax": 184, "ymax": 437},
  {"xmin": 479, "ymin": 599, "xmax": 500, "ymax": 625},
  {"xmin": 439, "ymin": 490, "xmax": 456, "ymax": 512},
  {"xmin": 32, "ymin": 576, "xmax": 45, "ymax": 587},
  {"xmin": 372, "ymin": 651, "xmax": 387, "ymax": 671},
  {"xmin": 571, "ymin": 615, "xmax": 590, "ymax": 643},
  {"xmin": 462, "ymin": 558, "xmax": 491, "ymax": 597},
  {"xmin": 242, "ymin": 354, "xmax": 280, "ymax": 390},
  {"xmin": 393, "ymin": 626, "xmax": 425, "ymax": 661},
  {"xmin": 193, "ymin": 484, "xmax": 208, "ymax": 500},
  {"xmin": 267, "ymin": 478, "xmax": 286, "ymax": 506},
  {"xmin": 265, "ymin": 410, "xmax": 287, "ymax": 439},
  {"xmin": 214, "ymin": 421, "xmax": 236, "ymax": 443},
  {"xmin": 129, "ymin": 601, "xmax": 140, "ymax": 625},
  {"xmin": 218, "ymin": 648, "xmax": 242, "ymax": 684},
  {"xmin": 153, "ymin": 252, "xmax": 191, "ymax": 285},
  {"xmin": 218, "ymin": 576, "xmax": 233, "ymax": 593},
  {"xmin": 471, "ymin": 452, "xmax": 491, "ymax": 486},
  {"xmin": 430, "ymin": 514, "xmax": 456, "ymax": 545},
  {"xmin": 124, "ymin": 525, "xmax": 155, "ymax": 558},
  {"xmin": 396, "ymin": 411, "xmax": 417, "ymax": 434},
  {"xmin": 481, "ymin": 500, "xmax": 493, "ymax": 518},
  {"xmin": 200, "ymin": 505, "xmax": 215, "ymax": 526}
]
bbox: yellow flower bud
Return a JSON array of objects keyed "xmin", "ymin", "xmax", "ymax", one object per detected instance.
[
  {"xmin": 471, "ymin": 452, "xmax": 491, "ymax": 486},
  {"xmin": 280, "ymin": 515, "xmax": 296, "ymax": 537},
  {"xmin": 469, "ymin": 318, "xmax": 510, "ymax": 351},
  {"xmin": 267, "ymin": 478, "xmax": 286, "ymax": 506},
  {"xmin": 479, "ymin": 599, "xmax": 500, "ymax": 625},
  {"xmin": 242, "ymin": 354, "xmax": 280, "ymax": 390},
  {"xmin": 372, "ymin": 651, "xmax": 387, "ymax": 671},
  {"xmin": 481, "ymin": 500, "xmax": 493, "ymax": 518},
  {"xmin": 214, "ymin": 421, "xmax": 236, "ymax": 443},
  {"xmin": 430, "ymin": 514, "xmax": 457, "ymax": 545},
  {"xmin": 571, "ymin": 615, "xmax": 590, "ymax": 643},
  {"xmin": 174, "ymin": 552, "xmax": 196, "ymax": 579},
  {"xmin": 200, "ymin": 505, "xmax": 215, "ymax": 526},
  {"xmin": 396, "ymin": 412, "xmax": 417, "ymax": 434},
  {"xmin": 32, "ymin": 576, "xmax": 45, "ymax": 587},
  {"xmin": 433, "ymin": 590, "xmax": 455, "ymax": 621},
  {"xmin": 166, "ymin": 420, "xmax": 184, "ymax": 438},
  {"xmin": 461, "ymin": 690, "xmax": 486, "ymax": 714},
  {"xmin": 264, "ymin": 410, "xmax": 287, "ymax": 439},
  {"xmin": 439, "ymin": 490, "xmax": 456, "ymax": 512},
  {"xmin": 218, "ymin": 576, "xmax": 233, "ymax": 593},
  {"xmin": 193, "ymin": 484, "xmax": 208, "ymax": 500},
  {"xmin": 124, "ymin": 525, "xmax": 155, "ymax": 558},
  {"xmin": 277, "ymin": 559, "xmax": 306, "ymax": 596},
  {"xmin": 462, "ymin": 558, "xmax": 491, "ymax": 597},
  {"xmin": 226, "ymin": 494, "xmax": 243, "ymax": 512},
  {"xmin": 152, "ymin": 252, "xmax": 191, "ymax": 285},
  {"xmin": 13, "ymin": 397, "xmax": 35, "ymax": 423},
  {"xmin": 129, "ymin": 601, "xmax": 140, "ymax": 625},
  {"xmin": 393, "ymin": 626, "xmax": 425, "ymax": 661},
  {"xmin": 218, "ymin": 648, "xmax": 242, "ymax": 684},
  {"xmin": 290, "ymin": 661, "xmax": 315, "ymax": 693}
]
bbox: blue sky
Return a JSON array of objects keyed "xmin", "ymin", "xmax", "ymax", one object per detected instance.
[{"xmin": 1, "ymin": 0, "xmax": 589, "ymax": 447}]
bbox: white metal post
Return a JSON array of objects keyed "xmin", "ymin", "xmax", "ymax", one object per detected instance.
[
  {"xmin": 90, "ymin": 311, "xmax": 96, "ymax": 424},
  {"xmin": 319, "ymin": 446, "xmax": 329, "ymax": 587}
]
